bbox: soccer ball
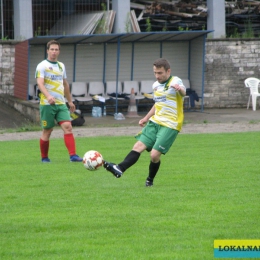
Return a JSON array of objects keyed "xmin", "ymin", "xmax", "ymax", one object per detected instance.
[{"xmin": 83, "ymin": 150, "xmax": 103, "ymax": 171}]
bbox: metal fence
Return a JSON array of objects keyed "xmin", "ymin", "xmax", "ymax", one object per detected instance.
[
  {"xmin": 1, "ymin": 0, "xmax": 12, "ymax": 39},
  {"xmin": 1, "ymin": 0, "xmax": 108, "ymax": 40}
]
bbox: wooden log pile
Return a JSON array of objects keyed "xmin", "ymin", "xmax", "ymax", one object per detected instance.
[{"xmin": 130, "ymin": 0, "xmax": 260, "ymax": 36}]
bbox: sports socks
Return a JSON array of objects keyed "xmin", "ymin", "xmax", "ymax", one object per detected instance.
[
  {"xmin": 40, "ymin": 139, "xmax": 49, "ymax": 158},
  {"xmin": 118, "ymin": 150, "xmax": 140, "ymax": 172},
  {"xmin": 64, "ymin": 133, "xmax": 76, "ymax": 156},
  {"xmin": 148, "ymin": 160, "xmax": 161, "ymax": 180}
]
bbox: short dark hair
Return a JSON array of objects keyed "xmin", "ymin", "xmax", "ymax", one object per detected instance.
[
  {"xmin": 47, "ymin": 40, "xmax": 60, "ymax": 50},
  {"xmin": 153, "ymin": 58, "xmax": 171, "ymax": 71}
]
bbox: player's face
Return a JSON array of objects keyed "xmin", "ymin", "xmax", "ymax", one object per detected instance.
[
  {"xmin": 153, "ymin": 66, "xmax": 171, "ymax": 83},
  {"xmin": 47, "ymin": 44, "xmax": 60, "ymax": 61}
]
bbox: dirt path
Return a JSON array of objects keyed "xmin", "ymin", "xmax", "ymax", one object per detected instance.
[
  {"xmin": 0, "ymin": 101, "xmax": 259, "ymax": 141},
  {"xmin": 0, "ymin": 122, "xmax": 259, "ymax": 142}
]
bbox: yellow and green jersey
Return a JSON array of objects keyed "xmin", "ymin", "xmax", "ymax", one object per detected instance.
[
  {"xmin": 150, "ymin": 76, "xmax": 185, "ymax": 131},
  {"xmin": 35, "ymin": 59, "xmax": 67, "ymax": 105}
]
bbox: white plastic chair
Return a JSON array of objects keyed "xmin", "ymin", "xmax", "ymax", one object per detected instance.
[
  {"xmin": 88, "ymin": 81, "xmax": 105, "ymax": 96},
  {"xmin": 28, "ymin": 84, "xmax": 39, "ymax": 103},
  {"xmin": 88, "ymin": 81, "xmax": 107, "ymax": 102},
  {"xmin": 105, "ymin": 81, "xmax": 124, "ymax": 100},
  {"xmin": 182, "ymin": 79, "xmax": 191, "ymax": 109},
  {"xmin": 71, "ymin": 82, "xmax": 91, "ymax": 101},
  {"xmin": 244, "ymin": 77, "xmax": 260, "ymax": 111},
  {"xmin": 104, "ymin": 81, "xmax": 126, "ymax": 115},
  {"xmin": 71, "ymin": 82, "xmax": 92, "ymax": 109},
  {"xmin": 123, "ymin": 80, "xmax": 144, "ymax": 100},
  {"xmin": 140, "ymin": 80, "xmax": 154, "ymax": 99}
]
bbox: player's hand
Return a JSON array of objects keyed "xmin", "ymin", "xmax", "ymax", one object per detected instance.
[
  {"xmin": 139, "ymin": 118, "xmax": 147, "ymax": 127},
  {"xmin": 68, "ymin": 102, "xmax": 75, "ymax": 112},
  {"xmin": 171, "ymin": 84, "xmax": 185, "ymax": 96},
  {"xmin": 171, "ymin": 84, "xmax": 181, "ymax": 91},
  {"xmin": 47, "ymin": 96, "xmax": 56, "ymax": 104}
]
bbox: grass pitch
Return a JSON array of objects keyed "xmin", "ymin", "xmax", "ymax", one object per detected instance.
[{"xmin": 0, "ymin": 132, "xmax": 259, "ymax": 259}]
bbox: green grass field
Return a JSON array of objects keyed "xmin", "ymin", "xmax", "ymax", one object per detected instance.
[{"xmin": 0, "ymin": 132, "xmax": 259, "ymax": 259}]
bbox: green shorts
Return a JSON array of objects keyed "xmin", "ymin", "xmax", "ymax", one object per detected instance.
[
  {"xmin": 40, "ymin": 104, "xmax": 70, "ymax": 129},
  {"xmin": 135, "ymin": 121, "xmax": 179, "ymax": 154}
]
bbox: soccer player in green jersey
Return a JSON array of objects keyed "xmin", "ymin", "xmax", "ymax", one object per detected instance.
[
  {"xmin": 103, "ymin": 58, "xmax": 186, "ymax": 186},
  {"xmin": 35, "ymin": 40, "xmax": 82, "ymax": 163}
]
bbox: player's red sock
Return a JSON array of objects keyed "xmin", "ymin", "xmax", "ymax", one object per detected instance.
[
  {"xmin": 40, "ymin": 139, "xmax": 49, "ymax": 158},
  {"xmin": 64, "ymin": 133, "xmax": 76, "ymax": 156}
]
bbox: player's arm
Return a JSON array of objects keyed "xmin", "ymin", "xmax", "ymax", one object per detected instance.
[
  {"xmin": 64, "ymin": 79, "xmax": 72, "ymax": 103},
  {"xmin": 139, "ymin": 105, "xmax": 155, "ymax": 127},
  {"xmin": 63, "ymin": 79, "xmax": 75, "ymax": 112},
  {"xmin": 36, "ymin": 77, "xmax": 55, "ymax": 104}
]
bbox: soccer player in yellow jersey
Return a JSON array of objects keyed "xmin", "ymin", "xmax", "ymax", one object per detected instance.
[
  {"xmin": 35, "ymin": 40, "xmax": 82, "ymax": 163},
  {"xmin": 104, "ymin": 58, "xmax": 186, "ymax": 186}
]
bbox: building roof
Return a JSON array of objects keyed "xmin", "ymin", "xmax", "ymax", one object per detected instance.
[{"xmin": 28, "ymin": 31, "xmax": 213, "ymax": 45}]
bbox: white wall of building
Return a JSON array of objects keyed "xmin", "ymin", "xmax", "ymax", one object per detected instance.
[
  {"xmin": 13, "ymin": 0, "xmax": 33, "ymax": 40},
  {"xmin": 207, "ymin": 0, "xmax": 226, "ymax": 38}
]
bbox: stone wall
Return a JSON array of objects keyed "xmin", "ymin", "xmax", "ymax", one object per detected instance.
[
  {"xmin": 0, "ymin": 41, "xmax": 18, "ymax": 95},
  {"xmin": 1, "ymin": 39, "xmax": 259, "ymax": 109},
  {"xmin": 0, "ymin": 94, "xmax": 40, "ymax": 123},
  {"xmin": 204, "ymin": 39, "xmax": 260, "ymax": 108}
]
